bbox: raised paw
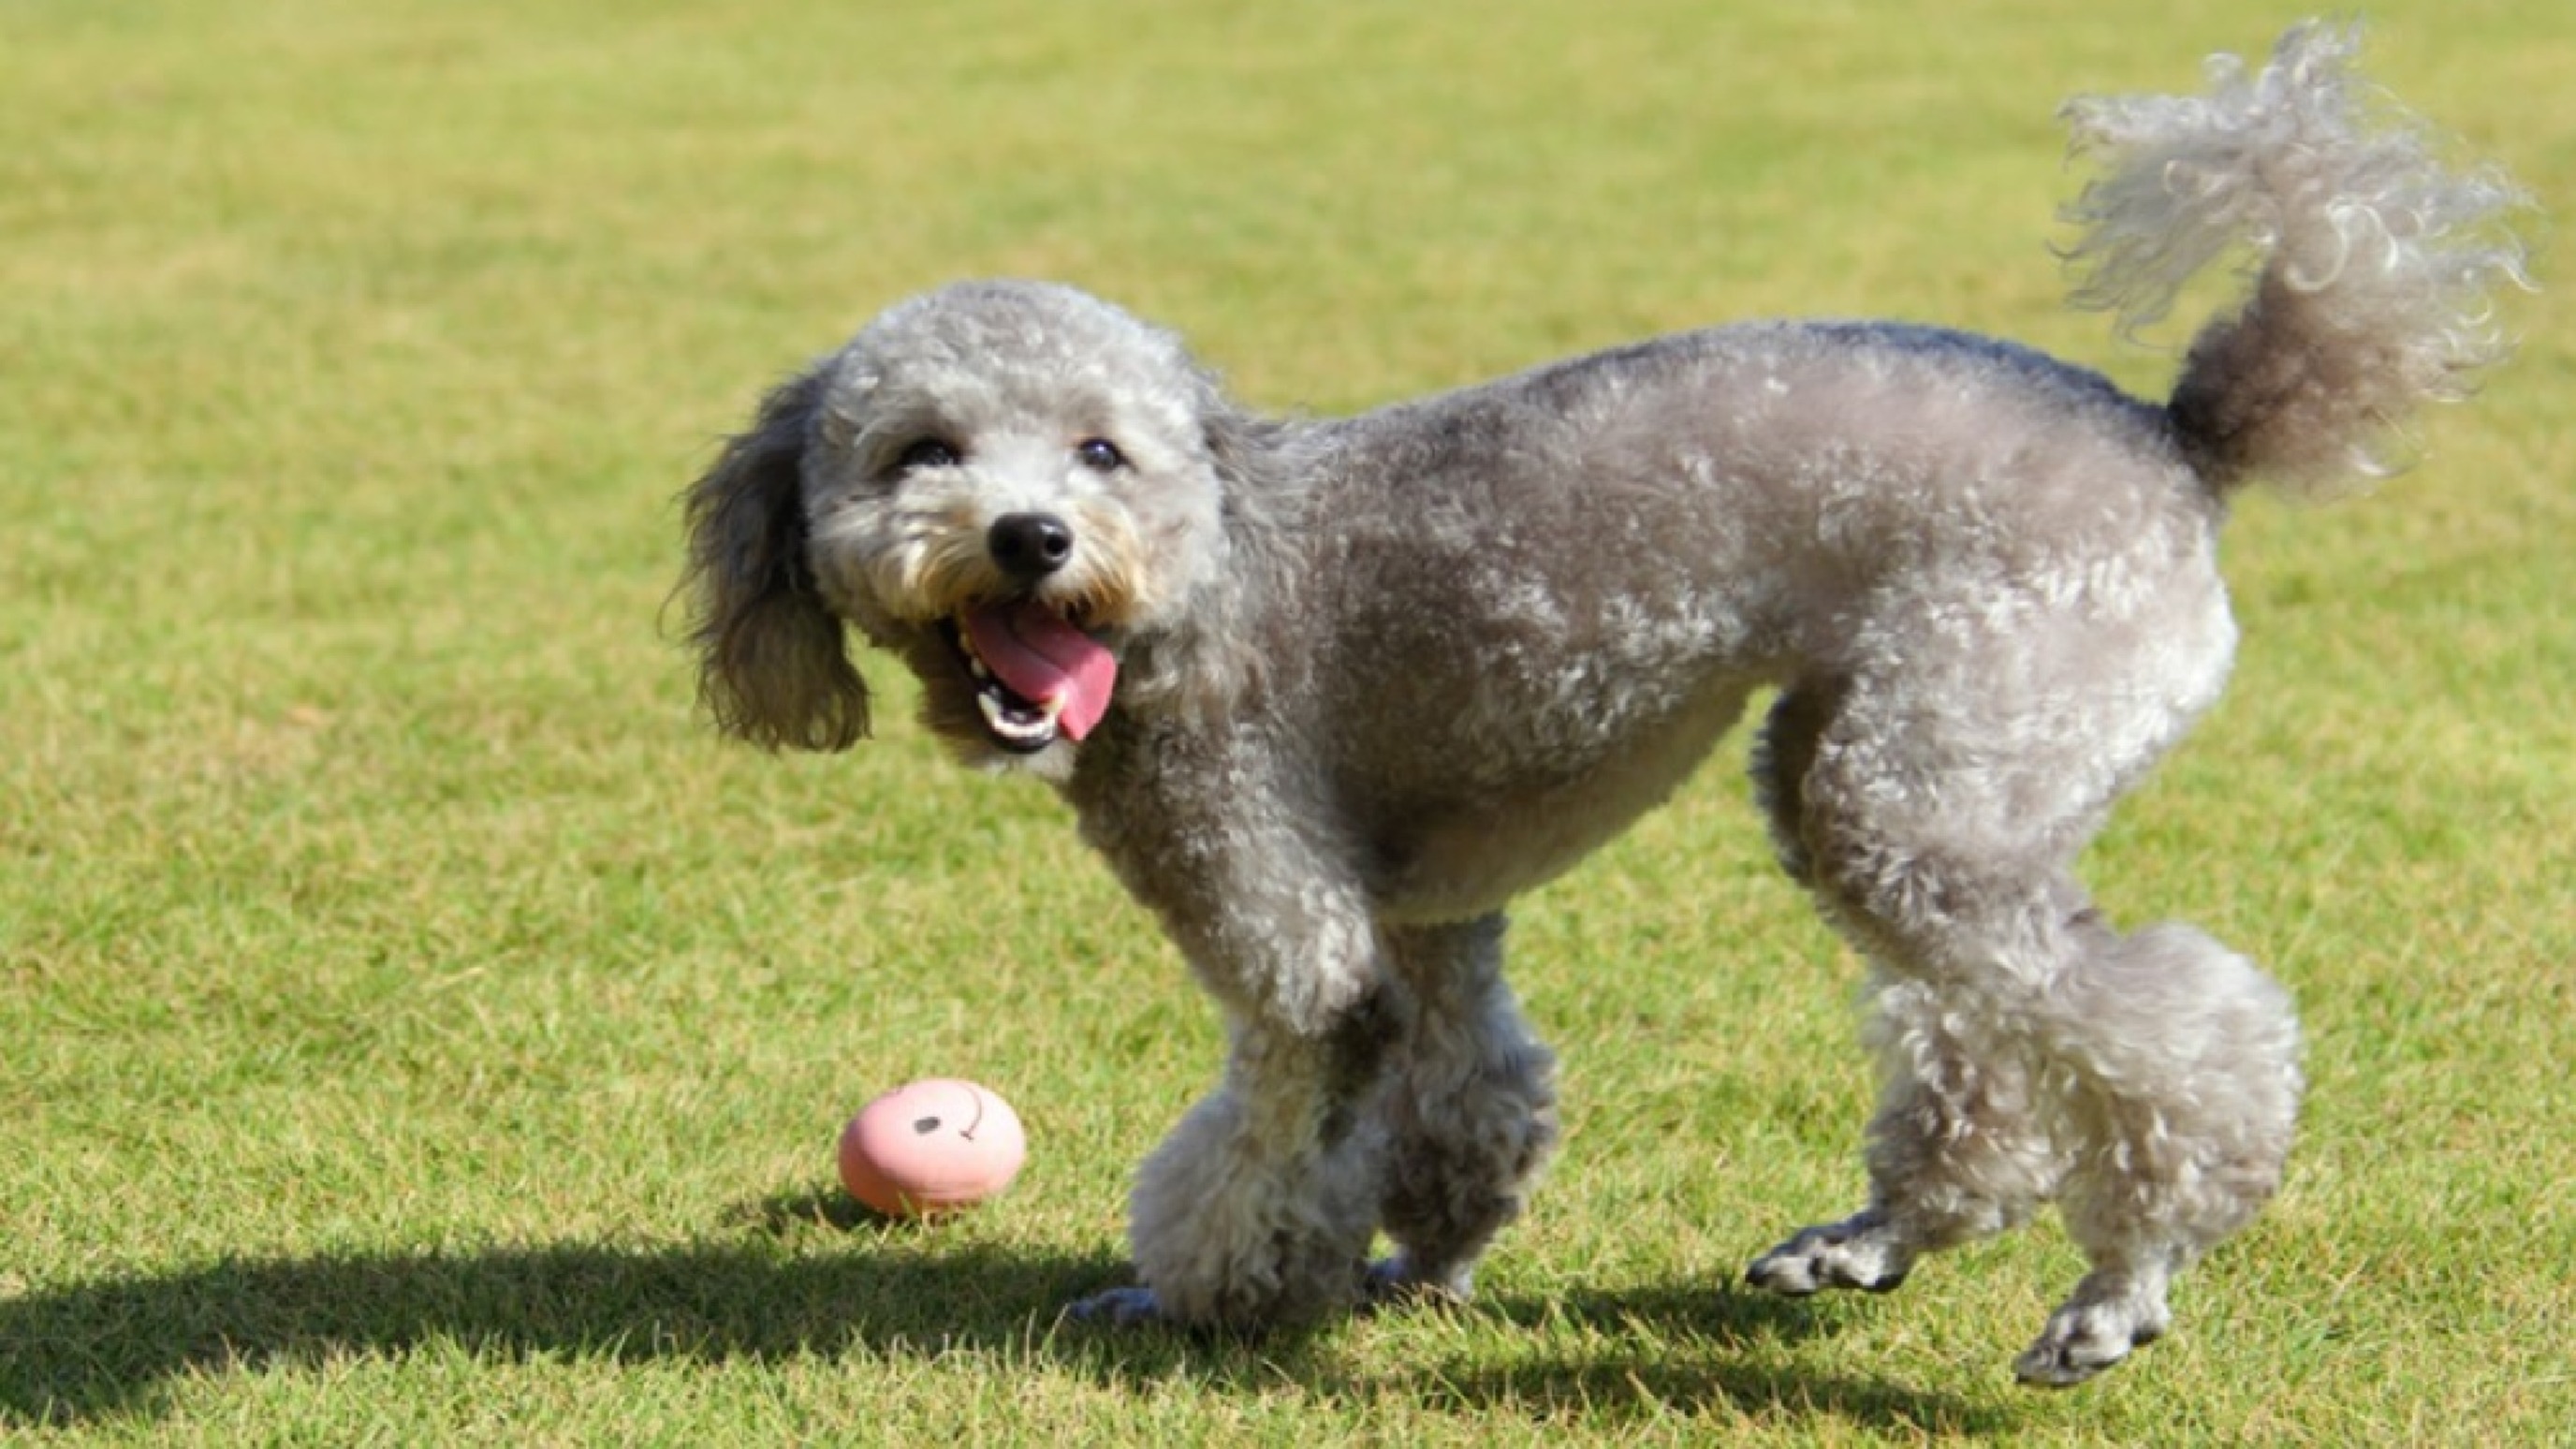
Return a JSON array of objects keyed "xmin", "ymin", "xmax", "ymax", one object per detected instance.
[
  {"xmin": 2013, "ymin": 1278, "xmax": 2172, "ymax": 1387},
  {"xmin": 1065, "ymin": 1285, "xmax": 1172, "ymax": 1328},
  {"xmin": 1746, "ymin": 1211, "xmax": 1917, "ymax": 1296}
]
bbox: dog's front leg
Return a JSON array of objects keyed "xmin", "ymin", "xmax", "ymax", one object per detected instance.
[
  {"xmin": 1368, "ymin": 915, "xmax": 1559, "ymax": 1308},
  {"xmin": 1068, "ymin": 842, "xmax": 1399, "ymax": 1331},
  {"xmin": 1074, "ymin": 1003, "xmax": 1396, "ymax": 1329}
]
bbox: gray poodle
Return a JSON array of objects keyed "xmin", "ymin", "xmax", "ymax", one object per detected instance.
[{"xmin": 679, "ymin": 25, "xmax": 2525, "ymax": 1384}]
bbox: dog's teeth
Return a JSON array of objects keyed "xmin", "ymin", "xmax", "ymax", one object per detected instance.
[
  {"xmin": 974, "ymin": 686, "xmax": 1063, "ymax": 745},
  {"xmin": 955, "ymin": 618, "xmax": 999, "ymax": 683},
  {"xmin": 974, "ymin": 690, "xmax": 1018, "ymax": 737}
]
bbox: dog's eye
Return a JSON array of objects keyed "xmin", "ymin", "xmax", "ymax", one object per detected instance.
[
  {"xmin": 1074, "ymin": 437, "xmax": 1127, "ymax": 473},
  {"xmin": 896, "ymin": 438, "xmax": 960, "ymax": 473}
]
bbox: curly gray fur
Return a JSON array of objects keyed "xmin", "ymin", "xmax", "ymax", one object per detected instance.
[
  {"xmin": 678, "ymin": 23, "xmax": 2527, "ymax": 1385},
  {"xmin": 2060, "ymin": 22, "xmax": 2531, "ymax": 491}
]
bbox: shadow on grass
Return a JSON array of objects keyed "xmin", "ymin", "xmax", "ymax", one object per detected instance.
[
  {"xmin": 1405, "ymin": 1283, "xmax": 2013, "ymax": 1436},
  {"xmin": 1, "ymin": 1199, "xmax": 1997, "ymax": 1435}
]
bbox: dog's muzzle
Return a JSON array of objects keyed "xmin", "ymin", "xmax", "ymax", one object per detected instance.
[{"xmin": 938, "ymin": 512, "xmax": 1120, "ymax": 753}]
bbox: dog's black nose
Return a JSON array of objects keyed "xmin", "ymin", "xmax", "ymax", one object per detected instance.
[{"xmin": 988, "ymin": 512, "xmax": 1076, "ymax": 579}]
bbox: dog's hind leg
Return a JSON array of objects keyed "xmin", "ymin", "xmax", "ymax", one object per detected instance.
[
  {"xmin": 2013, "ymin": 920, "xmax": 2303, "ymax": 1385},
  {"xmin": 1748, "ymin": 681, "xmax": 2065, "ymax": 1295},
  {"xmin": 1746, "ymin": 946, "xmax": 2073, "ymax": 1300},
  {"xmin": 1747, "ymin": 638, "xmax": 2300, "ymax": 1383},
  {"xmin": 1368, "ymin": 915, "xmax": 1560, "ymax": 1306}
]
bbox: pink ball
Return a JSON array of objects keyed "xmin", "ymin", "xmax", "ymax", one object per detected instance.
[{"xmin": 837, "ymin": 1077, "xmax": 1027, "ymax": 1219}]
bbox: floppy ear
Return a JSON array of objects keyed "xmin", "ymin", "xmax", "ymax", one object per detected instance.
[{"xmin": 677, "ymin": 363, "xmax": 871, "ymax": 751}]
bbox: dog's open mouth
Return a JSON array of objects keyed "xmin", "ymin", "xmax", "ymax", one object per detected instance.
[{"xmin": 945, "ymin": 603, "xmax": 1118, "ymax": 753}]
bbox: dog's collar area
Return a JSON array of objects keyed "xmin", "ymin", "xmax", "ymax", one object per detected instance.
[{"xmin": 944, "ymin": 618, "xmax": 1065, "ymax": 754}]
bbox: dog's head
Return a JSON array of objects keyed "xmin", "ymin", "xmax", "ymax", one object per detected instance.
[{"xmin": 679, "ymin": 280, "xmax": 1235, "ymax": 775}]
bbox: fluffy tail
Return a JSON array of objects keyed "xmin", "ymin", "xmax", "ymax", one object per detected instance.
[{"xmin": 2058, "ymin": 22, "xmax": 2531, "ymax": 494}]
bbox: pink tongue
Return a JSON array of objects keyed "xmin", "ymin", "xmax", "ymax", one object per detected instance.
[{"xmin": 962, "ymin": 603, "xmax": 1118, "ymax": 741}]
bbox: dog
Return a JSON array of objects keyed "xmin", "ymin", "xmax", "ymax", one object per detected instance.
[{"xmin": 678, "ymin": 23, "xmax": 2525, "ymax": 1384}]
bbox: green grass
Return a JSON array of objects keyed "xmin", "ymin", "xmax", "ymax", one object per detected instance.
[{"xmin": 5, "ymin": 0, "xmax": 2571, "ymax": 1442}]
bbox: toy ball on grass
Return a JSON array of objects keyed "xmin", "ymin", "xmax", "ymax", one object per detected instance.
[{"xmin": 837, "ymin": 1077, "xmax": 1027, "ymax": 1219}]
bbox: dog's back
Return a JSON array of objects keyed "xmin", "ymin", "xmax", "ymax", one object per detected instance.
[{"xmin": 1274, "ymin": 318, "xmax": 2212, "ymax": 915}]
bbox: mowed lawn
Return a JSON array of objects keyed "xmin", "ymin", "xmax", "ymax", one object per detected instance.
[{"xmin": 4, "ymin": 0, "xmax": 2570, "ymax": 1442}]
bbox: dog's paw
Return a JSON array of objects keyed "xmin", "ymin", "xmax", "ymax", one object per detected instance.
[
  {"xmin": 1362, "ymin": 1254, "xmax": 1473, "ymax": 1311},
  {"xmin": 2012, "ymin": 1281, "xmax": 2170, "ymax": 1387},
  {"xmin": 1064, "ymin": 1286, "xmax": 1172, "ymax": 1328},
  {"xmin": 1746, "ymin": 1211, "xmax": 1916, "ymax": 1295}
]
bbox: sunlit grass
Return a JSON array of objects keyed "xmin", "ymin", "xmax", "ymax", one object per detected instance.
[{"xmin": 5, "ymin": 0, "xmax": 2570, "ymax": 1442}]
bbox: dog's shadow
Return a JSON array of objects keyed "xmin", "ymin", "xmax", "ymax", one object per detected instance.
[
  {"xmin": 0, "ymin": 1190, "xmax": 1997, "ymax": 1435},
  {"xmin": 1411, "ymin": 1283, "xmax": 2010, "ymax": 1435}
]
